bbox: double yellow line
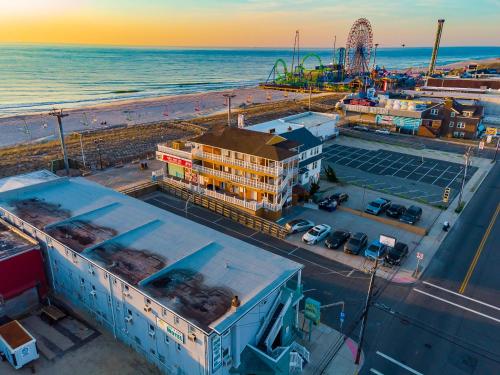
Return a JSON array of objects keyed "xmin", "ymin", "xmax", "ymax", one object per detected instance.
[{"xmin": 459, "ymin": 203, "xmax": 500, "ymax": 294}]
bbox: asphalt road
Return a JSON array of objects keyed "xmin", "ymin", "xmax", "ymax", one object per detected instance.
[{"xmin": 361, "ymin": 162, "xmax": 500, "ymax": 375}]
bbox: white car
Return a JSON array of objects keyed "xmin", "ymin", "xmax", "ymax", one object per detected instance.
[
  {"xmin": 302, "ymin": 224, "xmax": 332, "ymax": 245},
  {"xmin": 375, "ymin": 129, "xmax": 391, "ymax": 135},
  {"xmin": 285, "ymin": 219, "xmax": 315, "ymax": 234}
]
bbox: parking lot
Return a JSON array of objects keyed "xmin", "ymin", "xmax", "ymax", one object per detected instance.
[{"xmin": 322, "ymin": 144, "xmax": 478, "ymax": 205}]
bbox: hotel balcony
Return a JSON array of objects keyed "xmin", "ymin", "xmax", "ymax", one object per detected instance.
[
  {"xmin": 192, "ymin": 165, "xmax": 291, "ymax": 193},
  {"xmin": 162, "ymin": 175, "xmax": 283, "ymax": 212},
  {"xmin": 192, "ymin": 150, "xmax": 286, "ymax": 176},
  {"xmin": 343, "ymin": 103, "xmax": 424, "ymax": 119}
]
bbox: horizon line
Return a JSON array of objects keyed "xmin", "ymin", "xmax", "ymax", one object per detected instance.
[{"xmin": 1, "ymin": 42, "xmax": 500, "ymax": 50}]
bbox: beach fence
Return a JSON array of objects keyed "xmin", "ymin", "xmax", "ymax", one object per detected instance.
[{"xmin": 117, "ymin": 179, "xmax": 287, "ymax": 240}]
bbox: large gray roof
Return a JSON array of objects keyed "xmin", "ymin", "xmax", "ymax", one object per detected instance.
[{"xmin": 0, "ymin": 174, "xmax": 302, "ymax": 334}]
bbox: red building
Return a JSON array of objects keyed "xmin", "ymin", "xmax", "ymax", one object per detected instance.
[{"xmin": 0, "ymin": 220, "xmax": 48, "ymax": 317}]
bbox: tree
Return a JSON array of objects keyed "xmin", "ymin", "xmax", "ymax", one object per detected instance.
[
  {"xmin": 309, "ymin": 180, "xmax": 320, "ymax": 196},
  {"xmin": 324, "ymin": 165, "xmax": 338, "ymax": 182}
]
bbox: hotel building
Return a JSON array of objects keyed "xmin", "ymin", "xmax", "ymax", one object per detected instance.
[
  {"xmin": 156, "ymin": 127, "xmax": 300, "ymax": 219},
  {"xmin": 0, "ymin": 172, "xmax": 306, "ymax": 375}
]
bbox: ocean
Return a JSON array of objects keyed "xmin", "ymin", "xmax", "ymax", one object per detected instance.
[{"xmin": 0, "ymin": 45, "xmax": 498, "ymax": 117}]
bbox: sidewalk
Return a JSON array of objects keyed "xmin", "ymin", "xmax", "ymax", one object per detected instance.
[{"xmin": 298, "ymin": 315, "xmax": 361, "ymax": 375}]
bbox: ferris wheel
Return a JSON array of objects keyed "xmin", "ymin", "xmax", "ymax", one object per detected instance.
[{"xmin": 345, "ymin": 18, "xmax": 374, "ymax": 76}]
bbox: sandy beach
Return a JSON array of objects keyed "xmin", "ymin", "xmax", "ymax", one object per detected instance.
[{"xmin": 0, "ymin": 87, "xmax": 311, "ymax": 147}]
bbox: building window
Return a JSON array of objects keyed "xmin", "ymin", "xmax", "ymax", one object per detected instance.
[
  {"xmin": 453, "ymin": 131, "xmax": 465, "ymax": 138},
  {"xmin": 162, "ymin": 308, "xmax": 168, "ymax": 316},
  {"xmin": 449, "ymin": 121, "xmax": 454, "ymax": 128},
  {"xmin": 457, "ymin": 122, "xmax": 465, "ymax": 129},
  {"xmin": 174, "ymin": 316, "xmax": 180, "ymax": 325},
  {"xmin": 451, "ymin": 112, "xmax": 455, "ymax": 118},
  {"xmin": 463, "ymin": 111, "xmax": 473, "ymax": 117},
  {"xmin": 312, "ymin": 161, "xmax": 318, "ymax": 169},
  {"xmin": 165, "ymin": 335, "xmax": 170, "ymax": 344},
  {"xmin": 430, "ymin": 109, "xmax": 439, "ymax": 115}
]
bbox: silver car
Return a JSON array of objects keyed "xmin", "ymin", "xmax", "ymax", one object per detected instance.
[
  {"xmin": 302, "ymin": 224, "xmax": 332, "ymax": 245},
  {"xmin": 285, "ymin": 219, "xmax": 315, "ymax": 234}
]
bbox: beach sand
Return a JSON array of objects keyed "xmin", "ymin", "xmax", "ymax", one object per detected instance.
[{"xmin": 0, "ymin": 87, "xmax": 311, "ymax": 147}]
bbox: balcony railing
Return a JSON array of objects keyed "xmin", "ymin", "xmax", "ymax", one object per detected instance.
[
  {"xmin": 192, "ymin": 150, "xmax": 285, "ymax": 175},
  {"xmin": 157, "ymin": 145, "xmax": 192, "ymax": 160},
  {"xmin": 193, "ymin": 165, "xmax": 292, "ymax": 193},
  {"xmin": 162, "ymin": 176, "xmax": 284, "ymax": 212}
]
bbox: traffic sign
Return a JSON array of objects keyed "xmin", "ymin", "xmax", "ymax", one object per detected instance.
[
  {"xmin": 416, "ymin": 252, "xmax": 424, "ymax": 260},
  {"xmin": 340, "ymin": 311, "xmax": 346, "ymax": 323}
]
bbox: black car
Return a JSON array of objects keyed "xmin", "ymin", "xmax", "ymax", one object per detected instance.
[
  {"xmin": 325, "ymin": 230, "xmax": 351, "ymax": 249},
  {"xmin": 386, "ymin": 204, "xmax": 406, "ymax": 219},
  {"xmin": 344, "ymin": 232, "xmax": 368, "ymax": 255},
  {"xmin": 400, "ymin": 205, "xmax": 422, "ymax": 225},
  {"xmin": 385, "ymin": 242, "xmax": 409, "ymax": 266},
  {"xmin": 330, "ymin": 193, "xmax": 349, "ymax": 204},
  {"xmin": 318, "ymin": 197, "xmax": 338, "ymax": 212}
]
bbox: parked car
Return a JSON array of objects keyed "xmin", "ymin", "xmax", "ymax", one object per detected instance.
[
  {"xmin": 365, "ymin": 198, "xmax": 391, "ymax": 216},
  {"xmin": 330, "ymin": 192, "xmax": 349, "ymax": 204},
  {"xmin": 344, "ymin": 232, "xmax": 368, "ymax": 255},
  {"xmin": 302, "ymin": 224, "xmax": 332, "ymax": 245},
  {"xmin": 400, "ymin": 205, "xmax": 422, "ymax": 225},
  {"xmin": 385, "ymin": 242, "xmax": 409, "ymax": 266},
  {"xmin": 386, "ymin": 204, "xmax": 406, "ymax": 219},
  {"xmin": 285, "ymin": 219, "xmax": 315, "ymax": 234},
  {"xmin": 353, "ymin": 125, "xmax": 369, "ymax": 131},
  {"xmin": 375, "ymin": 129, "xmax": 391, "ymax": 135},
  {"xmin": 318, "ymin": 197, "xmax": 338, "ymax": 212},
  {"xmin": 325, "ymin": 230, "xmax": 351, "ymax": 249},
  {"xmin": 364, "ymin": 240, "xmax": 388, "ymax": 259}
]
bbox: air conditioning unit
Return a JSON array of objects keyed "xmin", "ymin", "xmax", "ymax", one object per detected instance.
[
  {"xmin": 90, "ymin": 290, "xmax": 97, "ymax": 297},
  {"xmin": 188, "ymin": 333, "xmax": 196, "ymax": 342},
  {"xmin": 144, "ymin": 306, "xmax": 152, "ymax": 313},
  {"xmin": 125, "ymin": 316, "xmax": 133, "ymax": 324}
]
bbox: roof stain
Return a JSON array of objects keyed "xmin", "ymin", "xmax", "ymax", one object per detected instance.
[{"xmin": 10, "ymin": 198, "xmax": 71, "ymax": 229}]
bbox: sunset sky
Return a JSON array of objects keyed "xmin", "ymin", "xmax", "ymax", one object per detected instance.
[{"xmin": 1, "ymin": 0, "xmax": 499, "ymax": 47}]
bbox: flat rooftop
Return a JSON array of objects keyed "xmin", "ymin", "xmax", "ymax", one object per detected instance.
[
  {"xmin": 0, "ymin": 220, "xmax": 37, "ymax": 261},
  {"xmin": 0, "ymin": 170, "xmax": 58, "ymax": 193},
  {"xmin": 247, "ymin": 111, "xmax": 338, "ymax": 134},
  {"xmin": 0, "ymin": 175, "xmax": 302, "ymax": 334}
]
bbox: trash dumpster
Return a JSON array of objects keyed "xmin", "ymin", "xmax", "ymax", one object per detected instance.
[{"xmin": 0, "ymin": 320, "xmax": 39, "ymax": 369}]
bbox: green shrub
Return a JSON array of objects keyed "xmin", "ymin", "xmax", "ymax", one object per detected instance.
[{"xmin": 324, "ymin": 165, "xmax": 338, "ymax": 182}]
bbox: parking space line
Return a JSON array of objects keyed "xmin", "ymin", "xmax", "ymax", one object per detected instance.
[
  {"xmin": 376, "ymin": 351, "xmax": 423, "ymax": 375},
  {"xmin": 378, "ymin": 155, "xmax": 406, "ymax": 174},
  {"xmin": 391, "ymin": 159, "xmax": 415, "ymax": 176},
  {"xmin": 370, "ymin": 369, "xmax": 385, "ymax": 375},
  {"xmin": 366, "ymin": 153, "xmax": 396, "ymax": 172},
  {"xmin": 417, "ymin": 162, "xmax": 439, "ymax": 182},
  {"xmin": 446, "ymin": 167, "xmax": 464, "ymax": 187},
  {"xmin": 431, "ymin": 165, "xmax": 451, "ymax": 185},
  {"xmin": 344, "ymin": 150, "xmax": 375, "ymax": 166}
]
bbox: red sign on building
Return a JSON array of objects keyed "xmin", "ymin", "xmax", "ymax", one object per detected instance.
[{"xmin": 162, "ymin": 154, "xmax": 192, "ymax": 168}]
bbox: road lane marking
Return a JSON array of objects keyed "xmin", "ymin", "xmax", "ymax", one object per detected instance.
[
  {"xmin": 459, "ymin": 202, "xmax": 500, "ymax": 294},
  {"xmin": 413, "ymin": 288, "xmax": 500, "ymax": 323},
  {"xmin": 376, "ymin": 351, "xmax": 423, "ymax": 375},
  {"xmin": 370, "ymin": 369, "xmax": 385, "ymax": 375},
  {"xmin": 423, "ymin": 281, "xmax": 500, "ymax": 311}
]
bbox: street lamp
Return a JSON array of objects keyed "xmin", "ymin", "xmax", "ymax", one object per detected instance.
[
  {"xmin": 49, "ymin": 109, "xmax": 70, "ymax": 176},
  {"xmin": 457, "ymin": 146, "xmax": 472, "ymax": 209},
  {"xmin": 223, "ymin": 93, "xmax": 236, "ymax": 127},
  {"xmin": 78, "ymin": 133, "xmax": 87, "ymax": 169}
]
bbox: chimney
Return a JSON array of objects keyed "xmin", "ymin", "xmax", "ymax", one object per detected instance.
[
  {"xmin": 444, "ymin": 97, "xmax": 453, "ymax": 109},
  {"xmin": 231, "ymin": 296, "xmax": 241, "ymax": 308}
]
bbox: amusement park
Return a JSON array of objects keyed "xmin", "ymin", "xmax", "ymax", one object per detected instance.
[{"xmin": 261, "ymin": 18, "xmax": 418, "ymax": 93}]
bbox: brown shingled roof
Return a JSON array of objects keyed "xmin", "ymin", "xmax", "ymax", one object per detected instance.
[{"xmin": 191, "ymin": 127, "xmax": 299, "ymax": 161}]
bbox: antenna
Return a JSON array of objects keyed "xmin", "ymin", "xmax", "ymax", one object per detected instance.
[
  {"xmin": 333, "ymin": 35, "xmax": 337, "ymax": 65},
  {"xmin": 49, "ymin": 108, "xmax": 70, "ymax": 176}
]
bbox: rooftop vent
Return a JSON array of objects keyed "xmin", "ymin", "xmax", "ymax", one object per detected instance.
[{"xmin": 269, "ymin": 128, "xmax": 276, "ymax": 134}]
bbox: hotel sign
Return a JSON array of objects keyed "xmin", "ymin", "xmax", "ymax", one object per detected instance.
[
  {"xmin": 162, "ymin": 154, "xmax": 192, "ymax": 168},
  {"xmin": 157, "ymin": 317, "xmax": 184, "ymax": 344}
]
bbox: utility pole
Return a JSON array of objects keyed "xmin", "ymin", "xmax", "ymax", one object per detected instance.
[
  {"xmin": 223, "ymin": 93, "xmax": 236, "ymax": 127},
  {"xmin": 457, "ymin": 146, "xmax": 472, "ymax": 209},
  {"xmin": 94, "ymin": 138, "xmax": 103, "ymax": 170},
  {"xmin": 427, "ymin": 19, "xmax": 445, "ymax": 77},
  {"xmin": 308, "ymin": 86, "xmax": 312, "ymax": 111},
  {"xmin": 355, "ymin": 257, "xmax": 379, "ymax": 366},
  {"xmin": 49, "ymin": 109, "xmax": 70, "ymax": 176}
]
